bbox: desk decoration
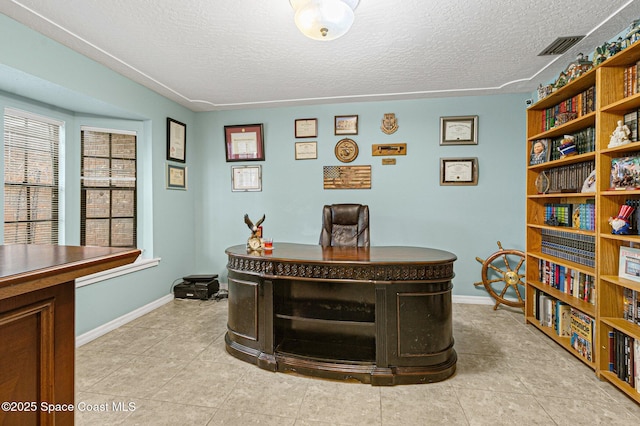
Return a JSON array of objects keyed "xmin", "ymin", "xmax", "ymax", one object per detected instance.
[
  {"xmin": 166, "ymin": 164, "xmax": 187, "ymax": 190},
  {"xmin": 295, "ymin": 141, "xmax": 317, "ymax": 160},
  {"xmin": 619, "ymin": 245, "xmax": 640, "ymax": 282},
  {"xmin": 167, "ymin": 117, "xmax": 186, "ymax": 162},
  {"xmin": 225, "ymin": 124, "xmax": 265, "ymax": 162},
  {"xmin": 335, "ymin": 138, "xmax": 359, "ymax": 163},
  {"xmin": 244, "ymin": 214, "xmax": 265, "ymax": 252},
  {"xmin": 610, "ymin": 155, "xmax": 640, "ymax": 189},
  {"xmin": 231, "ymin": 165, "xmax": 262, "ymax": 192},
  {"xmin": 295, "ymin": 118, "xmax": 317, "ymax": 138},
  {"xmin": 380, "ymin": 113, "xmax": 398, "ymax": 134},
  {"xmin": 440, "ymin": 116, "xmax": 478, "ymax": 145},
  {"xmin": 323, "ymin": 165, "xmax": 371, "ymax": 189},
  {"xmin": 372, "ymin": 143, "xmax": 406, "ymax": 156},
  {"xmin": 335, "ymin": 115, "xmax": 358, "ymax": 135},
  {"xmin": 440, "ymin": 157, "xmax": 478, "ymax": 186}
]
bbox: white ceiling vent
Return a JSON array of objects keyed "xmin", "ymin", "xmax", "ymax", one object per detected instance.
[{"xmin": 538, "ymin": 36, "xmax": 585, "ymax": 56}]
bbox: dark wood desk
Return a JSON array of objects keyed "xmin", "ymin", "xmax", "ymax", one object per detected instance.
[
  {"xmin": 0, "ymin": 245, "xmax": 141, "ymax": 425},
  {"xmin": 225, "ymin": 243, "xmax": 457, "ymax": 385}
]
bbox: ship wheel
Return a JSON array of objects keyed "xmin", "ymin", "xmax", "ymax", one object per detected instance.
[{"xmin": 474, "ymin": 241, "xmax": 525, "ymax": 310}]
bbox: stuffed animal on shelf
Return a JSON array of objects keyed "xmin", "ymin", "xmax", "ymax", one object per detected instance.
[{"xmin": 609, "ymin": 204, "xmax": 635, "ymax": 235}]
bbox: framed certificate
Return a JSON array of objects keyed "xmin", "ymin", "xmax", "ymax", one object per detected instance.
[
  {"xmin": 231, "ymin": 165, "xmax": 262, "ymax": 192},
  {"xmin": 440, "ymin": 157, "xmax": 478, "ymax": 186},
  {"xmin": 167, "ymin": 117, "xmax": 186, "ymax": 162},
  {"xmin": 295, "ymin": 142, "xmax": 317, "ymax": 160},
  {"xmin": 166, "ymin": 164, "xmax": 187, "ymax": 190},
  {"xmin": 440, "ymin": 116, "xmax": 478, "ymax": 145},
  {"xmin": 224, "ymin": 124, "xmax": 265, "ymax": 162},
  {"xmin": 295, "ymin": 118, "xmax": 317, "ymax": 138}
]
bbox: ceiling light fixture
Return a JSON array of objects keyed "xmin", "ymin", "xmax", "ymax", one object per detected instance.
[{"xmin": 290, "ymin": 0, "xmax": 359, "ymax": 41}]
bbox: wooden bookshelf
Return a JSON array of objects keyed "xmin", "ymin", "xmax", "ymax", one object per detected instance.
[{"xmin": 526, "ymin": 40, "xmax": 640, "ymax": 404}]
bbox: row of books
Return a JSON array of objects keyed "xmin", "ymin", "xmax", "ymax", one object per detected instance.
[
  {"xmin": 548, "ymin": 127, "xmax": 596, "ymax": 161},
  {"xmin": 624, "ymin": 287, "xmax": 640, "ymax": 325},
  {"xmin": 623, "ymin": 61, "xmax": 640, "ymax": 98},
  {"xmin": 543, "ymin": 202, "xmax": 595, "ymax": 230},
  {"xmin": 624, "ymin": 110, "xmax": 639, "ymax": 142},
  {"xmin": 533, "ymin": 290, "xmax": 595, "ymax": 362},
  {"xmin": 546, "ymin": 161, "xmax": 595, "ymax": 193},
  {"xmin": 623, "ymin": 199, "xmax": 640, "ymax": 235},
  {"xmin": 541, "ymin": 86, "xmax": 596, "ymax": 132},
  {"xmin": 541, "ymin": 228, "xmax": 595, "ymax": 267},
  {"xmin": 538, "ymin": 259, "xmax": 595, "ymax": 304},
  {"xmin": 608, "ymin": 330, "xmax": 640, "ymax": 392}
]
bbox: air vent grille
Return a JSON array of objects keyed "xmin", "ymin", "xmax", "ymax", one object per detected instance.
[{"xmin": 538, "ymin": 36, "xmax": 585, "ymax": 56}]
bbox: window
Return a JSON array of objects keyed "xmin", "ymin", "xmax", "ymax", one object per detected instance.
[
  {"xmin": 3, "ymin": 109, "xmax": 61, "ymax": 244},
  {"xmin": 81, "ymin": 128, "xmax": 137, "ymax": 248}
]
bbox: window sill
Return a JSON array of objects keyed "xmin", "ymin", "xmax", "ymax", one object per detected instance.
[{"xmin": 75, "ymin": 257, "xmax": 160, "ymax": 288}]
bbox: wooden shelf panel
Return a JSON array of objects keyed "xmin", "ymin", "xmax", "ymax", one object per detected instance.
[
  {"xmin": 276, "ymin": 336, "xmax": 376, "ymax": 363},
  {"xmin": 275, "ymin": 299, "xmax": 375, "ymax": 323},
  {"xmin": 527, "ymin": 280, "xmax": 596, "ymax": 317},
  {"xmin": 525, "ymin": 315, "xmax": 596, "ymax": 370},
  {"xmin": 601, "ymin": 317, "xmax": 640, "ymax": 338},
  {"xmin": 599, "ymin": 371, "xmax": 640, "ymax": 403}
]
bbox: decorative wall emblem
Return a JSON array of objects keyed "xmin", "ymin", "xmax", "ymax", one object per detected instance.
[{"xmin": 381, "ymin": 113, "xmax": 398, "ymax": 134}]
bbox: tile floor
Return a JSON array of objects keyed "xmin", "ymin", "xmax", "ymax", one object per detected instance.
[{"xmin": 76, "ymin": 299, "xmax": 640, "ymax": 425}]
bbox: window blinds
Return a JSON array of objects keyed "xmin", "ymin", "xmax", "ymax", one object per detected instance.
[
  {"xmin": 3, "ymin": 109, "xmax": 61, "ymax": 244},
  {"xmin": 80, "ymin": 128, "xmax": 137, "ymax": 248}
]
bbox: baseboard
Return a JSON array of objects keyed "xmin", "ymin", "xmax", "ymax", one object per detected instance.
[
  {"xmin": 453, "ymin": 295, "xmax": 500, "ymax": 305},
  {"xmin": 75, "ymin": 293, "xmax": 174, "ymax": 347}
]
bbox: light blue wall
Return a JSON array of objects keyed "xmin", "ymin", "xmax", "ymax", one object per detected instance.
[
  {"xmin": 0, "ymin": 14, "xmax": 199, "ymax": 334},
  {"xmin": 194, "ymin": 95, "xmax": 529, "ymax": 297},
  {"xmin": 1, "ymin": 12, "xmax": 528, "ymax": 337}
]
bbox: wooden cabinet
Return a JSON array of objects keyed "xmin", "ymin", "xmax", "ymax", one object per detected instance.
[
  {"xmin": 0, "ymin": 245, "xmax": 140, "ymax": 425},
  {"xmin": 526, "ymin": 41, "xmax": 640, "ymax": 403}
]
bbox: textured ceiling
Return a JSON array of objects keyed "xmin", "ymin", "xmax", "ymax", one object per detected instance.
[{"xmin": 2, "ymin": 0, "xmax": 640, "ymax": 111}]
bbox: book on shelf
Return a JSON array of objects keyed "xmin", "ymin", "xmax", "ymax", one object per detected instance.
[
  {"xmin": 636, "ymin": 339, "xmax": 640, "ymax": 391},
  {"xmin": 556, "ymin": 301, "xmax": 572, "ymax": 337},
  {"xmin": 540, "ymin": 228, "xmax": 595, "ymax": 268},
  {"xmin": 624, "ymin": 110, "xmax": 639, "ymax": 142},
  {"xmin": 545, "ymin": 161, "xmax": 595, "ymax": 194},
  {"xmin": 609, "ymin": 330, "xmax": 636, "ymax": 389},
  {"xmin": 570, "ymin": 308, "xmax": 594, "ymax": 362},
  {"xmin": 537, "ymin": 259, "xmax": 596, "ymax": 304},
  {"xmin": 541, "ymin": 87, "xmax": 596, "ymax": 133},
  {"xmin": 623, "ymin": 287, "xmax": 640, "ymax": 325}
]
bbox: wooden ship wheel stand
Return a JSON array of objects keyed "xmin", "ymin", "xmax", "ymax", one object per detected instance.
[{"xmin": 474, "ymin": 241, "xmax": 525, "ymax": 310}]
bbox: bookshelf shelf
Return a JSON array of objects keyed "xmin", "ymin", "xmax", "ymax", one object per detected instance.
[{"xmin": 526, "ymin": 38, "xmax": 640, "ymax": 403}]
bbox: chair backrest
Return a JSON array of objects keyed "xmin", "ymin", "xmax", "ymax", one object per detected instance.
[{"xmin": 319, "ymin": 204, "xmax": 370, "ymax": 247}]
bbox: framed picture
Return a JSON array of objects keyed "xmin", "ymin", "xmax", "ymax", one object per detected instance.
[
  {"xmin": 166, "ymin": 164, "xmax": 187, "ymax": 190},
  {"xmin": 335, "ymin": 115, "xmax": 358, "ymax": 135},
  {"xmin": 529, "ymin": 139, "xmax": 550, "ymax": 166},
  {"xmin": 231, "ymin": 165, "xmax": 262, "ymax": 192},
  {"xmin": 611, "ymin": 156, "xmax": 640, "ymax": 189},
  {"xmin": 167, "ymin": 117, "xmax": 186, "ymax": 162},
  {"xmin": 619, "ymin": 246, "xmax": 640, "ymax": 282},
  {"xmin": 295, "ymin": 141, "xmax": 317, "ymax": 160},
  {"xmin": 295, "ymin": 118, "xmax": 317, "ymax": 138},
  {"xmin": 224, "ymin": 124, "xmax": 265, "ymax": 162},
  {"xmin": 440, "ymin": 115, "xmax": 478, "ymax": 145},
  {"xmin": 440, "ymin": 157, "xmax": 478, "ymax": 186}
]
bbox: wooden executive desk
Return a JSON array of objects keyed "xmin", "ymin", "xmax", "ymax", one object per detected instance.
[
  {"xmin": 0, "ymin": 245, "xmax": 141, "ymax": 425},
  {"xmin": 225, "ymin": 243, "xmax": 457, "ymax": 385}
]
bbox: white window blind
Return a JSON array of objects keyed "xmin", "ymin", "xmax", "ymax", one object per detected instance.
[
  {"xmin": 3, "ymin": 109, "xmax": 61, "ymax": 244},
  {"xmin": 81, "ymin": 128, "xmax": 137, "ymax": 248}
]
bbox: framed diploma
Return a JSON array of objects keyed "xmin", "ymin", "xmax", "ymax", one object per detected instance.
[
  {"xmin": 295, "ymin": 142, "xmax": 317, "ymax": 160},
  {"xmin": 224, "ymin": 124, "xmax": 265, "ymax": 162},
  {"xmin": 334, "ymin": 115, "xmax": 358, "ymax": 135},
  {"xmin": 440, "ymin": 157, "xmax": 478, "ymax": 186},
  {"xmin": 295, "ymin": 118, "xmax": 318, "ymax": 138},
  {"xmin": 167, "ymin": 117, "xmax": 186, "ymax": 162},
  {"xmin": 440, "ymin": 115, "xmax": 478, "ymax": 145},
  {"xmin": 231, "ymin": 165, "xmax": 262, "ymax": 192},
  {"xmin": 166, "ymin": 164, "xmax": 187, "ymax": 190}
]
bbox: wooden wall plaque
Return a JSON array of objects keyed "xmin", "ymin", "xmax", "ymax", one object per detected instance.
[
  {"xmin": 372, "ymin": 143, "xmax": 406, "ymax": 156},
  {"xmin": 323, "ymin": 165, "xmax": 371, "ymax": 189}
]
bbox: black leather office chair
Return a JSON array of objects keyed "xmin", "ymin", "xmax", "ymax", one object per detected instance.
[{"xmin": 319, "ymin": 204, "xmax": 370, "ymax": 247}]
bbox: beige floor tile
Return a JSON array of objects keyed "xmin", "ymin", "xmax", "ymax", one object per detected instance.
[
  {"xmin": 150, "ymin": 359, "xmax": 246, "ymax": 408},
  {"xmin": 73, "ymin": 299, "xmax": 640, "ymax": 425},
  {"xmin": 454, "ymin": 387, "xmax": 555, "ymax": 425},
  {"xmin": 296, "ymin": 380, "xmax": 381, "ymax": 425}
]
